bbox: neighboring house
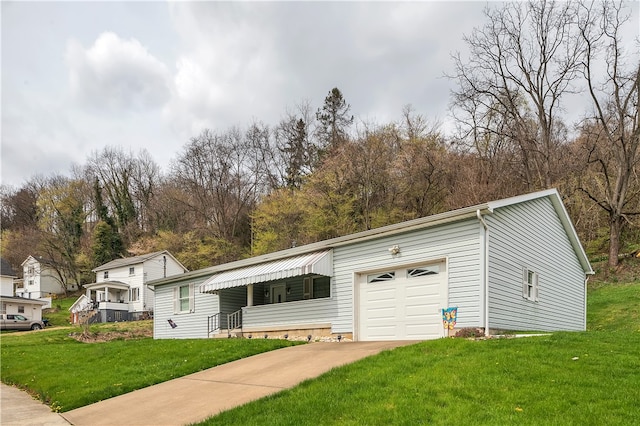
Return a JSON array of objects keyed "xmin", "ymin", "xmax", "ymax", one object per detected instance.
[
  {"xmin": 15, "ymin": 255, "xmax": 77, "ymax": 298},
  {"xmin": 1, "ymin": 258, "xmax": 17, "ymax": 297},
  {"xmin": 148, "ymin": 189, "xmax": 593, "ymax": 341},
  {"xmin": 2, "ymin": 258, "xmax": 48, "ymax": 321},
  {"xmin": 0, "ymin": 296, "xmax": 48, "ymax": 322},
  {"xmin": 76, "ymin": 251, "xmax": 187, "ymax": 323}
]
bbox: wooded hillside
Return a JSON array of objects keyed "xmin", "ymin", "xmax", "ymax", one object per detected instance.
[{"xmin": 1, "ymin": 1, "xmax": 638, "ymax": 290}]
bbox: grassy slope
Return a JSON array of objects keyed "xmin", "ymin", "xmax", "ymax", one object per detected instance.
[
  {"xmin": 201, "ymin": 282, "xmax": 640, "ymax": 425},
  {"xmin": 2, "ymin": 283, "xmax": 639, "ymax": 423},
  {"xmin": 0, "ymin": 325, "xmax": 301, "ymax": 412}
]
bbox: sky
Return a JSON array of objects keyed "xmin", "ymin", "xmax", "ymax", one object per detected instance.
[{"xmin": 1, "ymin": 1, "xmax": 638, "ymax": 188}]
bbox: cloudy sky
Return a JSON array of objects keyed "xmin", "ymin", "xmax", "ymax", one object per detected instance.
[{"xmin": 2, "ymin": 1, "xmax": 637, "ymax": 188}]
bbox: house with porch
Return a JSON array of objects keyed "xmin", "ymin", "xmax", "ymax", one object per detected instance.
[
  {"xmin": 148, "ymin": 189, "xmax": 593, "ymax": 341},
  {"xmin": 74, "ymin": 251, "xmax": 187, "ymax": 323}
]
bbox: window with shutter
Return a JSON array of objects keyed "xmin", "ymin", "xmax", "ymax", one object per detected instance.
[{"xmin": 522, "ymin": 268, "xmax": 539, "ymax": 302}]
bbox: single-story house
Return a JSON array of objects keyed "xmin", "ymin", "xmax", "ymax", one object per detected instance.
[
  {"xmin": 73, "ymin": 250, "xmax": 187, "ymax": 323},
  {"xmin": 0, "ymin": 295, "xmax": 48, "ymax": 322},
  {"xmin": 148, "ymin": 189, "xmax": 593, "ymax": 341}
]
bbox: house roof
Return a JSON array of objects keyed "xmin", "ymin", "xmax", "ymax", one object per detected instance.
[
  {"xmin": 0, "ymin": 295, "xmax": 49, "ymax": 305},
  {"xmin": 20, "ymin": 255, "xmax": 56, "ymax": 267},
  {"xmin": 148, "ymin": 188, "xmax": 593, "ymax": 288},
  {"xmin": 92, "ymin": 250, "xmax": 187, "ymax": 273},
  {"xmin": 0, "ymin": 258, "xmax": 16, "ymax": 277}
]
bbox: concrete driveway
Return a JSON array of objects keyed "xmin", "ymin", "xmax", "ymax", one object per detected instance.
[{"xmin": 59, "ymin": 341, "xmax": 413, "ymax": 426}]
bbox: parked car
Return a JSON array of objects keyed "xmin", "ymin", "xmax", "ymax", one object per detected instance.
[{"xmin": 0, "ymin": 314, "xmax": 45, "ymax": 331}]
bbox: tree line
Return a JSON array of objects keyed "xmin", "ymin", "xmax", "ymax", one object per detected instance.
[{"xmin": 1, "ymin": 0, "xmax": 638, "ymax": 292}]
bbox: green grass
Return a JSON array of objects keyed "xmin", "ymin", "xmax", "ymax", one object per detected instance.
[
  {"xmin": 42, "ymin": 295, "xmax": 81, "ymax": 327},
  {"xmin": 587, "ymin": 282, "xmax": 640, "ymax": 332},
  {"xmin": 196, "ymin": 282, "xmax": 640, "ymax": 425},
  {"xmin": 2, "ymin": 283, "xmax": 640, "ymax": 424},
  {"xmin": 200, "ymin": 332, "xmax": 640, "ymax": 425},
  {"xmin": 1, "ymin": 324, "xmax": 300, "ymax": 412}
]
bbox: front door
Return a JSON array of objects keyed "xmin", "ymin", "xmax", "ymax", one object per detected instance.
[{"xmin": 271, "ymin": 284, "xmax": 286, "ymax": 304}]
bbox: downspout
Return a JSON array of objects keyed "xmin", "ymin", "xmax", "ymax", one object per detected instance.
[
  {"xmin": 583, "ymin": 276, "xmax": 589, "ymax": 331},
  {"xmin": 476, "ymin": 210, "xmax": 490, "ymax": 337}
]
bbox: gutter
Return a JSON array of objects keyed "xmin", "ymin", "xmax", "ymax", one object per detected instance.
[{"xmin": 476, "ymin": 210, "xmax": 490, "ymax": 337}]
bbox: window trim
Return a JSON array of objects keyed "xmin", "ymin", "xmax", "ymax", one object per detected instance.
[
  {"xmin": 129, "ymin": 267, "xmax": 135, "ymax": 276},
  {"xmin": 103, "ymin": 271, "xmax": 109, "ymax": 280},
  {"xmin": 173, "ymin": 284, "xmax": 195, "ymax": 314},
  {"xmin": 130, "ymin": 287, "xmax": 140, "ymax": 302},
  {"xmin": 522, "ymin": 268, "xmax": 539, "ymax": 302}
]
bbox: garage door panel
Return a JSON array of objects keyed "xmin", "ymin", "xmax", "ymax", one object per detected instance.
[{"xmin": 359, "ymin": 262, "xmax": 446, "ymax": 341}]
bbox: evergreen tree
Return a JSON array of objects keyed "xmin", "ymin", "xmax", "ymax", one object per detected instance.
[{"xmin": 315, "ymin": 87, "xmax": 353, "ymax": 154}]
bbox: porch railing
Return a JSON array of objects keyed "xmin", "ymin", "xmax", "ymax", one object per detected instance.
[
  {"xmin": 208, "ymin": 313, "xmax": 221, "ymax": 335},
  {"xmin": 227, "ymin": 309, "xmax": 242, "ymax": 332}
]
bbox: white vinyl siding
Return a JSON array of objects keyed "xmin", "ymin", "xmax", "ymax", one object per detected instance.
[
  {"xmin": 243, "ymin": 297, "xmax": 333, "ymax": 329},
  {"xmin": 153, "ymin": 277, "xmax": 219, "ymax": 339},
  {"xmin": 487, "ymin": 197, "xmax": 586, "ymax": 331},
  {"xmin": 332, "ymin": 219, "xmax": 482, "ymax": 334}
]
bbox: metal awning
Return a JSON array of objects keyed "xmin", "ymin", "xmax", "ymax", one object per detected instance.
[{"xmin": 200, "ymin": 250, "xmax": 333, "ymax": 293}]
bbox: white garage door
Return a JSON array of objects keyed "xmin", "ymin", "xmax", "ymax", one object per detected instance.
[{"xmin": 358, "ymin": 262, "xmax": 447, "ymax": 341}]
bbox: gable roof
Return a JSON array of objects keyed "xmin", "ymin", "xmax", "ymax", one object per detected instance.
[
  {"xmin": 92, "ymin": 250, "xmax": 187, "ymax": 273},
  {"xmin": 0, "ymin": 258, "xmax": 16, "ymax": 277},
  {"xmin": 20, "ymin": 255, "xmax": 56, "ymax": 268},
  {"xmin": 149, "ymin": 188, "xmax": 593, "ymax": 288}
]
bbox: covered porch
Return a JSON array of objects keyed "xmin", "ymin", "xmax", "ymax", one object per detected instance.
[
  {"xmin": 83, "ymin": 281, "xmax": 130, "ymax": 322},
  {"xmin": 200, "ymin": 250, "xmax": 338, "ymax": 339}
]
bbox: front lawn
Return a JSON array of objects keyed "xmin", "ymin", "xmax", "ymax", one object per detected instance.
[
  {"xmin": 0, "ymin": 323, "xmax": 300, "ymax": 412},
  {"xmin": 201, "ymin": 331, "xmax": 640, "ymax": 425}
]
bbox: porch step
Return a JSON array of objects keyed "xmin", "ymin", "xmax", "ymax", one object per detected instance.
[{"xmin": 210, "ymin": 329, "xmax": 242, "ymax": 339}]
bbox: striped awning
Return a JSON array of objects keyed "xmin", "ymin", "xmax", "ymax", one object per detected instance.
[{"xmin": 200, "ymin": 250, "xmax": 333, "ymax": 293}]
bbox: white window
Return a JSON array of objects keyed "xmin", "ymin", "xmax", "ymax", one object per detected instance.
[
  {"xmin": 130, "ymin": 288, "xmax": 140, "ymax": 302},
  {"xmin": 103, "ymin": 271, "xmax": 109, "ymax": 279},
  {"xmin": 367, "ymin": 271, "xmax": 396, "ymax": 283},
  {"xmin": 1, "ymin": 302, "xmax": 5, "ymax": 314},
  {"xmin": 18, "ymin": 306, "xmax": 25, "ymax": 313},
  {"xmin": 173, "ymin": 284, "xmax": 194, "ymax": 314},
  {"xmin": 27, "ymin": 266, "xmax": 35, "ymax": 276},
  {"xmin": 408, "ymin": 265, "xmax": 440, "ymax": 277},
  {"xmin": 28, "ymin": 279, "xmax": 34, "ymax": 286},
  {"xmin": 129, "ymin": 267, "xmax": 135, "ymax": 276},
  {"xmin": 522, "ymin": 268, "xmax": 539, "ymax": 302}
]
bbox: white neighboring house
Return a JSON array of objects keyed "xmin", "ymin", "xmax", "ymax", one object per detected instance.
[
  {"xmin": 1, "ymin": 258, "xmax": 48, "ymax": 321},
  {"xmin": 15, "ymin": 255, "xmax": 78, "ymax": 299},
  {"xmin": 75, "ymin": 251, "xmax": 187, "ymax": 323},
  {"xmin": 149, "ymin": 189, "xmax": 593, "ymax": 341},
  {"xmin": 1, "ymin": 258, "xmax": 15, "ymax": 297}
]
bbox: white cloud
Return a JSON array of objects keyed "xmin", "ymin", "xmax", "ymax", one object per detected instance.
[{"xmin": 66, "ymin": 32, "xmax": 172, "ymax": 111}]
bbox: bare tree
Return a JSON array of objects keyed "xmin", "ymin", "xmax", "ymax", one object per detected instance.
[
  {"xmin": 171, "ymin": 127, "xmax": 270, "ymax": 252},
  {"xmin": 576, "ymin": 0, "xmax": 640, "ymax": 267},
  {"xmin": 449, "ymin": 0, "xmax": 584, "ymax": 190}
]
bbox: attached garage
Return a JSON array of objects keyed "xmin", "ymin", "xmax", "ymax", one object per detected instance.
[
  {"xmin": 357, "ymin": 261, "xmax": 448, "ymax": 341},
  {"xmin": 150, "ymin": 189, "xmax": 593, "ymax": 341}
]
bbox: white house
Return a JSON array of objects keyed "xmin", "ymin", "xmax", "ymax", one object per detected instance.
[
  {"xmin": 15, "ymin": 256, "xmax": 77, "ymax": 298},
  {"xmin": 76, "ymin": 251, "xmax": 187, "ymax": 323},
  {"xmin": 1, "ymin": 258, "xmax": 16, "ymax": 297},
  {"xmin": 148, "ymin": 189, "xmax": 593, "ymax": 341},
  {"xmin": 1, "ymin": 257, "xmax": 48, "ymax": 321}
]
